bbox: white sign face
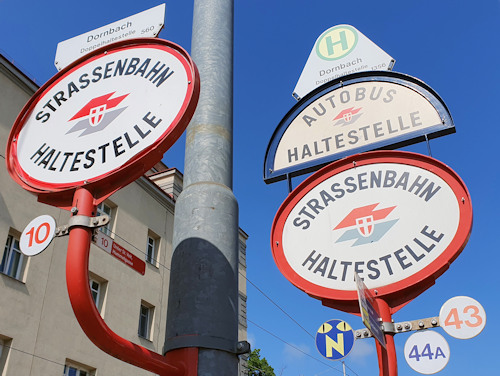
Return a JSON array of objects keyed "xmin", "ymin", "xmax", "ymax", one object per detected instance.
[
  {"xmin": 20, "ymin": 215, "xmax": 57, "ymax": 256},
  {"xmin": 439, "ymin": 296, "xmax": 486, "ymax": 339},
  {"xmin": 275, "ymin": 81, "xmax": 441, "ymax": 173},
  {"xmin": 281, "ymin": 162, "xmax": 459, "ymax": 291},
  {"xmin": 16, "ymin": 43, "xmax": 190, "ymax": 187},
  {"xmin": 55, "ymin": 4, "xmax": 166, "ymax": 70},
  {"xmin": 271, "ymin": 152, "xmax": 472, "ymax": 311},
  {"xmin": 293, "ymin": 24, "xmax": 394, "ymax": 100},
  {"xmin": 404, "ymin": 331, "xmax": 450, "ymax": 374}
]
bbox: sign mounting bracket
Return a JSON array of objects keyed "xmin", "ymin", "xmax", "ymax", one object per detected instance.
[
  {"xmin": 54, "ymin": 214, "xmax": 110, "ymax": 237},
  {"xmin": 354, "ymin": 316, "xmax": 440, "ymax": 339}
]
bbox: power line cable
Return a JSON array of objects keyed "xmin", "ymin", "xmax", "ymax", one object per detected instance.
[
  {"xmin": 3, "ymin": 344, "xmax": 66, "ymax": 368},
  {"xmin": 104, "ymin": 228, "xmax": 360, "ymax": 376},
  {"xmin": 244, "ymin": 275, "xmax": 315, "ymax": 339},
  {"xmin": 248, "ymin": 318, "xmax": 349, "ymax": 376}
]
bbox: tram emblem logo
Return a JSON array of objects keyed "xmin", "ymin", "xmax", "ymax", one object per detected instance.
[
  {"xmin": 334, "ymin": 203, "xmax": 398, "ymax": 246},
  {"xmin": 333, "ymin": 107, "xmax": 362, "ymax": 126},
  {"xmin": 67, "ymin": 92, "xmax": 129, "ymax": 137}
]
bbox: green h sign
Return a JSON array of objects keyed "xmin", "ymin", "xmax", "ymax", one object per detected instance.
[{"xmin": 316, "ymin": 25, "xmax": 358, "ymax": 61}]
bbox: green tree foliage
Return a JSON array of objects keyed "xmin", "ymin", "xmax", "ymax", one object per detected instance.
[{"xmin": 247, "ymin": 348, "xmax": 275, "ymax": 376}]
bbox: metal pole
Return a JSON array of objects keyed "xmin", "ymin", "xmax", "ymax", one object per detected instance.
[
  {"xmin": 374, "ymin": 298, "xmax": 398, "ymax": 376},
  {"xmin": 165, "ymin": 0, "xmax": 240, "ymax": 375}
]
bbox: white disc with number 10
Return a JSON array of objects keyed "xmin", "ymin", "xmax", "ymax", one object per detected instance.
[
  {"xmin": 20, "ymin": 215, "xmax": 56, "ymax": 256},
  {"xmin": 439, "ymin": 296, "xmax": 486, "ymax": 339}
]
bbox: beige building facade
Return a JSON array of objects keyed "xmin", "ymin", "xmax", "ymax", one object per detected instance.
[{"xmin": 0, "ymin": 54, "xmax": 248, "ymax": 376}]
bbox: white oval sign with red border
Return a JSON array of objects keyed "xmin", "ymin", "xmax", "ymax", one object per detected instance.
[
  {"xmin": 20, "ymin": 215, "xmax": 57, "ymax": 256},
  {"xmin": 439, "ymin": 296, "xmax": 486, "ymax": 339},
  {"xmin": 271, "ymin": 151, "xmax": 472, "ymax": 313},
  {"xmin": 7, "ymin": 38, "xmax": 199, "ymax": 203}
]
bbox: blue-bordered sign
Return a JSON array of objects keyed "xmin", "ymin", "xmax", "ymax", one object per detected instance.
[
  {"xmin": 264, "ymin": 71, "xmax": 454, "ymax": 184},
  {"xmin": 315, "ymin": 319, "xmax": 355, "ymax": 360},
  {"xmin": 355, "ymin": 273, "xmax": 386, "ymax": 348}
]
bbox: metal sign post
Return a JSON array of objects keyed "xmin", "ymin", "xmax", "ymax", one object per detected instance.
[
  {"xmin": 374, "ymin": 298, "xmax": 397, "ymax": 376},
  {"xmin": 165, "ymin": 0, "xmax": 249, "ymax": 374}
]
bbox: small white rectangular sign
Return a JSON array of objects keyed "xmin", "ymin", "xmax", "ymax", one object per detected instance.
[
  {"xmin": 94, "ymin": 230, "xmax": 112, "ymax": 254},
  {"xmin": 54, "ymin": 4, "xmax": 166, "ymax": 70},
  {"xmin": 355, "ymin": 273, "xmax": 386, "ymax": 348}
]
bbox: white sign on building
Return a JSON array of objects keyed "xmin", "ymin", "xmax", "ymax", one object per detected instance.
[{"xmin": 55, "ymin": 4, "xmax": 166, "ymax": 70}]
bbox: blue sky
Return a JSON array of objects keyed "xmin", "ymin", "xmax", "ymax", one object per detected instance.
[{"xmin": 1, "ymin": 1, "xmax": 499, "ymax": 375}]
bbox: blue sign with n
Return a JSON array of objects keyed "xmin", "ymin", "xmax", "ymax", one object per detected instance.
[{"xmin": 316, "ymin": 319, "xmax": 355, "ymax": 360}]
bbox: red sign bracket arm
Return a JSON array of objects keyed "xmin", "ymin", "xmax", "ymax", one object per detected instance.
[{"xmin": 66, "ymin": 187, "xmax": 197, "ymax": 376}]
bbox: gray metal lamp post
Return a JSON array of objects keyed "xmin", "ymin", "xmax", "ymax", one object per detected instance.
[{"xmin": 165, "ymin": 0, "xmax": 246, "ymax": 374}]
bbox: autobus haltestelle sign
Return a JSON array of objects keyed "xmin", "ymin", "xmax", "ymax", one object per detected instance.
[
  {"xmin": 7, "ymin": 38, "xmax": 199, "ymax": 199},
  {"xmin": 271, "ymin": 151, "xmax": 472, "ymax": 313}
]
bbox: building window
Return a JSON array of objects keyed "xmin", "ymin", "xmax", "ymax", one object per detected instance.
[
  {"xmin": 138, "ymin": 302, "xmax": 154, "ymax": 340},
  {"xmin": 146, "ymin": 230, "xmax": 160, "ymax": 266},
  {"xmin": 96, "ymin": 202, "xmax": 114, "ymax": 237},
  {"xmin": 0, "ymin": 336, "xmax": 11, "ymax": 373},
  {"xmin": 90, "ymin": 279, "xmax": 100, "ymax": 306},
  {"xmin": 63, "ymin": 360, "xmax": 95, "ymax": 376},
  {"xmin": 1, "ymin": 234, "xmax": 25, "ymax": 280},
  {"xmin": 88, "ymin": 273, "xmax": 107, "ymax": 314}
]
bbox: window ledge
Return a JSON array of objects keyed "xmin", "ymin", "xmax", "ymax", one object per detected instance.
[{"xmin": 0, "ymin": 271, "xmax": 25, "ymax": 284}]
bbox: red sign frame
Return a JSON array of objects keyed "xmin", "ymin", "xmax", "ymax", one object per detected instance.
[
  {"xmin": 271, "ymin": 151, "xmax": 472, "ymax": 314},
  {"xmin": 6, "ymin": 38, "xmax": 199, "ymax": 209}
]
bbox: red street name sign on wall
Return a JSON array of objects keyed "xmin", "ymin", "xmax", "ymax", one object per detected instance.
[
  {"xmin": 94, "ymin": 230, "xmax": 145, "ymax": 275},
  {"xmin": 271, "ymin": 151, "xmax": 472, "ymax": 313}
]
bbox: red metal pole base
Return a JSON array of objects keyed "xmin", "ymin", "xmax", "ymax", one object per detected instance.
[{"xmin": 375, "ymin": 298, "xmax": 398, "ymax": 376}]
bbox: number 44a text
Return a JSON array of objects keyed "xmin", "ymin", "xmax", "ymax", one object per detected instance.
[{"xmin": 408, "ymin": 343, "xmax": 446, "ymax": 362}]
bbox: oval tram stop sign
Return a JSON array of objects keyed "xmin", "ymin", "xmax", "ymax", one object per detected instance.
[
  {"xmin": 271, "ymin": 151, "xmax": 472, "ymax": 314},
  {"xmin": 6, "ymin": 38, "xmax": 199, "ymax": 209}
]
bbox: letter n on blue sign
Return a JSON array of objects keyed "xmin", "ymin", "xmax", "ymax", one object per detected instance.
[{"xmin": 315, "ymin": 319, "xmax": 355, "ymax": 360}]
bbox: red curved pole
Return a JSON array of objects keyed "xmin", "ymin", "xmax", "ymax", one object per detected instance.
[
  {"xmin": 65, "ymin": 188, "xmax": 186, "ymax": 376},
  {"xmin": 375, "ymin": 298, "xmax": 398, "ymax": 376}
]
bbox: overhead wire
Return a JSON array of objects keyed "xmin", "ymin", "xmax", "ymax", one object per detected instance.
[
  {"xmin": 0, "ymin": 192, "xmax": 361, "ymax": 375},
  {"xmin": 248, "ymin": 319, "xmax": 348, "ymax": 376},
  {"xmin": 3, "ymin": 344, "xmax": 67, "ymax": 368},
  {"xmin": 96, "ymin": 227, "xmax": 361, "ymax": 376}
]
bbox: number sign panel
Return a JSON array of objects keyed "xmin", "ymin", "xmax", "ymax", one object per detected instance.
[
  {"xmin": 404, "ymin": 331, "xmax": 450, "ymax": 374},
  {"xmin": 439, "ymin": 296, "xmax": 486, "ymax": 339},
  {"xmin": 20, "ymin": 215, "xmax": 57, "ymax": 256}
]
